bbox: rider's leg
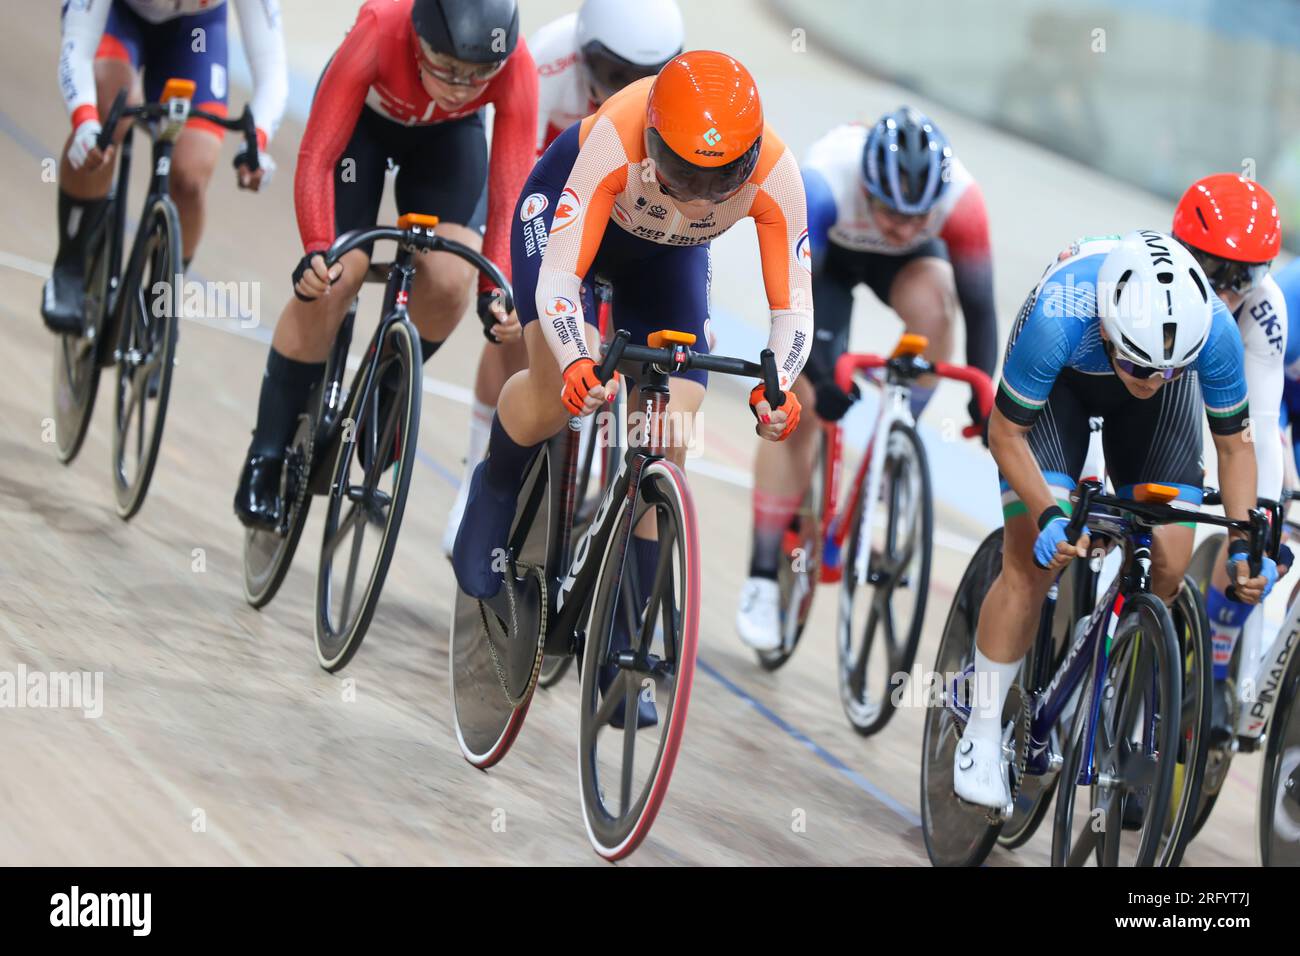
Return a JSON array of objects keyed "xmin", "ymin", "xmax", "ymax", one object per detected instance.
[
  {"xmin": 452, "ymin": 319, "xmax": 602, "ymax": 597},
  {"xmin": 957, "ymin": 364, "xmax": 1091, "ymax": 807},
  {"xmin": 886, "ymin": 254, "xmax": 957, "ymax": 420},
  {"xmin": 748, "ymin": 375, "xmax": 817, "ymax": 578},
  {"xmin": 169, "ymin": 127, "xmax": 221, "ymax": 263},
  {"xmin": 737, "ymin": 252, "xmax": 853, "ymax": 649},
  {"xmin": 44, "ymin": 56, "xmax": 135, "ymax": 332}
]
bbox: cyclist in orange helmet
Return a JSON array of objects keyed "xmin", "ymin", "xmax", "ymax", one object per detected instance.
[
  {"xmin": 1172, "ymin": 173, "xmax": 1292, "ymax": 745},
  {"xmin": 451, "ymin": 51, "xmax": 813, "ymax": 727}
]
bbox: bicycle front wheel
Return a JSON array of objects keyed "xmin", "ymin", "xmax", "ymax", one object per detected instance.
[
  {"xmin": 1052, "ymin": 593, "xmax": 1181, "ymax": 867},
  {"xmin": 838, "ymin": 420, "xmax": 933, "ymax": 735},
  {"xmin": 577, "ymin": 458, "xmax": 700, "ymax": 860},
  {"xmin": 1155, "ymin": 577, "xmax": 1212, "ymax": 866},
  {"xmin": 111, "ymin": 197, "xmax": 181, "ymax": 519},
  {"xmin": 314, "ymin": 321, "xmax": 421, "ymax": 671}
]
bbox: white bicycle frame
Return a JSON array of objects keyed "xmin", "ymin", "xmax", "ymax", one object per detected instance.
[
  {"xmin": 851, "ymin": 378, "xmax": 916, "ymax": 585},
  {"xmin": 1235, "ymin": 593, "xmax": 1300, "ymax": 743}
]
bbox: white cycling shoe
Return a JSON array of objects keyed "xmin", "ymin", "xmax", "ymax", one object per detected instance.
[
  {"xmin": 442, "ymin": 475, "xmax": 472, "ymax": 557},
  {"xmin": 736, "ymin": 576, "xmax": 782, "ymax": 651},
  {"xmin": 952, "ymin": 733, "xmax": 1012, "ymax": 812}
]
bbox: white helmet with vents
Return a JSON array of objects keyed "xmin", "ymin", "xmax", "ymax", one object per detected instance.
[{"xmin": 1098, "ymin": 229, "xmax": 1214, "ymax": 370}]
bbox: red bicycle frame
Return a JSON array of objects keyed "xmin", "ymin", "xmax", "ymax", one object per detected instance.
[{"xmin": 815, "ymin": 343, "xmax": 994, "ymax": 584}]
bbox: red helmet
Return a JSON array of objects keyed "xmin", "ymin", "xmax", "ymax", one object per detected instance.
[{"xmin": 1172, "ymin": 173, "xmax": 1281, "ymax": 262}]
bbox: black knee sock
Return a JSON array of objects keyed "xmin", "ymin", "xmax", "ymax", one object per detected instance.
[
  {"xmin": 483, "ymin": 414, "xmax": 540, "ymax": 495},
  {"xmin": 248, "ymin": 348, "xmax": 325, "ymax": 459},
  {"xmin": 53, "ymin": 189, "xmax": 108, "ymax": 274},
  {"xmin": 419, "ymin": 338, "xmax": 442, "ymax": 365}
]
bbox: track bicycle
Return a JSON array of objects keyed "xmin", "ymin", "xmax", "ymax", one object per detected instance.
[
  {"xmin": 52, "ymin": 81, "xmax": 260, "ymax": 519},
  {"xmin": 240, "ymin": 214, "xmax": 511, "ymax": 673},
  {"xmin": 449, "ymin": 327, "xmax": 784, "ymax": 859}
]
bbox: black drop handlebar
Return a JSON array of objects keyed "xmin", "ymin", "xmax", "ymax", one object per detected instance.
[
  {"xmin": 97, "ymin": 89, "xmax": 260, "ymax": 171},
  {"xmin": 1070, "ymin": 479, "xmax": 1272, "ymax": 599},
  {"xmin": 595, "ymin": 328, "xmax": 784, "ymax": 408},
  {"xmin": 320, "ymin": 226, "xmax": 514, "ymax": 316}
]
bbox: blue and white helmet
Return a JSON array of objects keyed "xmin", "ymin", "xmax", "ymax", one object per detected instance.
[{"xmin": 861, "ymin": 106, "xmax": 952, "ymax": 215}]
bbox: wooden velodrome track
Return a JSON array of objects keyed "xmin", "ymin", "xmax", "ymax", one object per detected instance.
[{"xmin": 0, "ymin": 0, "xmax": 1274, "ymax": 864}]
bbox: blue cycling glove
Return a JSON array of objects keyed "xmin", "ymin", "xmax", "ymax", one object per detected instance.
[
  {"xmin": 1033, "ymin": 507, "xmax": 1086, "ymax": 569},
  {"xmin": 1227, "ymin": 542, "xmax": 1279, "ymax": 599}
]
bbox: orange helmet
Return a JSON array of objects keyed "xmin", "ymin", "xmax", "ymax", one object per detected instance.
[
  {"xmin": 1172, "ymin": 173, "xmax": 1281, "ymax": 295},
  {"xmin": 645, "ymin": 51, "xmax": 763, "ymax": 202}
]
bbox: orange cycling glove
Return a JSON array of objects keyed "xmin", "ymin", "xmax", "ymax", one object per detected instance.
[
  {"xmin": 748, "ymin": 384, "xmax": 802, "ymax": 440},
  {"xmin": 561, "ymin": 358, "xmax": 618, "ymax": 415}
]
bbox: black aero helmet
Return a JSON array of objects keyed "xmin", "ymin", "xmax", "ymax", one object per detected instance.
[
  {"xmin": 411, "ymin": 0, "xmax": 519, "ymax": 64},
  {"xmin": 861, "ymin": 106, "xmax": 953, "ymax": 215}
]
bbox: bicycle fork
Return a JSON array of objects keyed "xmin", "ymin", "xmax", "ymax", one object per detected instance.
[{"xmin": 849, "ymin": 383, "xmax": 913, "ymax": 586}]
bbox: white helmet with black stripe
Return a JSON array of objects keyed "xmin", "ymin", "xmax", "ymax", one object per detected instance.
[{"xmin": 1098, "ymin": 229, "xmax": 1214, "ymax": 370}]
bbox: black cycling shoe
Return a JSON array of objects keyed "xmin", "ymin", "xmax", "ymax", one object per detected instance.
[
  {"xmin": 40, "ymin": 267, "xmax": 87, "ymax": 336},
  {"xmin": 1208, "ymin": 679, "xmax": 1235, "ymax": 747},
  {"xmin": 234, "ymin": 454, "xmax": 284, "ymax": 530}
]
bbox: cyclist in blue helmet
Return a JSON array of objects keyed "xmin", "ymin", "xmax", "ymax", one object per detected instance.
[{"xmin": 736, "ymin": 105, "xmax": 998, "ymax": 652}]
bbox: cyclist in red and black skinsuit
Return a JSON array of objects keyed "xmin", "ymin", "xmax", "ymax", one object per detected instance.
[{"xmin": 234, "ymin": 0, "xmax": 537, "ymax": 529}]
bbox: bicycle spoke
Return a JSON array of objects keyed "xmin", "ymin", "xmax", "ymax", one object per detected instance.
[
  {"xmin": 619, "ymin": 694, "xmax": 637, "ymax": 813},
  {"xmin": 593, "ymin": 666, "xmax": 625, "ymax": 729},
  {"xmin": 338, "ymin": 513, "xmax": 367, "ymax": 625},
  {"xmin": 323, "ymin": 504, "xmax": 366, "ymax": 560}
]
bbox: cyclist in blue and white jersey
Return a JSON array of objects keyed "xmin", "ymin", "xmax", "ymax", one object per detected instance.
[{"xmin": 955, "ymin": 230, "xmax": 1276, "ymax": 809}]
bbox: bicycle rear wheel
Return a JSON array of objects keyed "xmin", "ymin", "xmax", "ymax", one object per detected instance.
[
  {"xmin": 921, "ymin": 529, "xmax": 1005, "ymax": 866},
  {"xmin": 577, "ymin": 459, "xmax": 699, "ymax": 860},
  {"xmin": 1258, "ymin": 638, "xmax": 1300, "ymax": 865},
  {"xmin": 111, "ymin": 197, "xmax": 181, "ymax": 519},
  {"xmin": 52, "ymin": 201, "xmax": 113, "ymax": 464},
  {"xmin": 997, "ymin": 562, "xmax": 1086, "ymax": 850},
  {"xmin": 314, "ymin": 321, "xmax": 421, "ymax": 671},
  {"xmin": 759, "ymin": 430, "xmax": 825, "ymax": 671},
  {"xmin": 450, "ymin": 440, "xmax": 552, "ymax": 767},
  {"xmin": 242, "ymin": 413, "xmax": 314, "ymax": 608},
  {"xmin": 838, "ymin": 420, "xmax": 932, "ymax": 735},
  {"xmin": 1051, "ymin": 593, "xmax": 1181, "ymax": 866}
]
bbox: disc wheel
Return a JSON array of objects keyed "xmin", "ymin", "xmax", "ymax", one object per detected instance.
[
  {"xmin": 920, "ymin": 529, "xmax": 1004, "ymax": 866},
  {"xmin": 451, "ymin": 443, "xmax": 552, "ymax": 767}
]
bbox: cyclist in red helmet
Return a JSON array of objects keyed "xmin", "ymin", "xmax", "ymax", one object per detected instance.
[{"xmin": 1173, "ymin": 173, "xmax": 1292, "ymax": 744}]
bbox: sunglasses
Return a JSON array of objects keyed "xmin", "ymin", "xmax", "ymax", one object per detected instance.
[
  {"xmin": 866, "ymin": 191, "xmax": 932, "ymax": 225},
  {"xmin": 417, "ymin": 49, "xmax": 505, "ymax": 87},
  {"xmin": 1105, "ymin": 341, "xmax": 1187, "ymax": 381},
  {"xmin": 1186, "ymin": 246, "xmax": 1271, "ymax": 296}
]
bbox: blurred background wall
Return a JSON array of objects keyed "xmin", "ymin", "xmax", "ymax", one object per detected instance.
[{"xmin": 773, "ymin": 0, "xmax": 1300, "ymax": 248}]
